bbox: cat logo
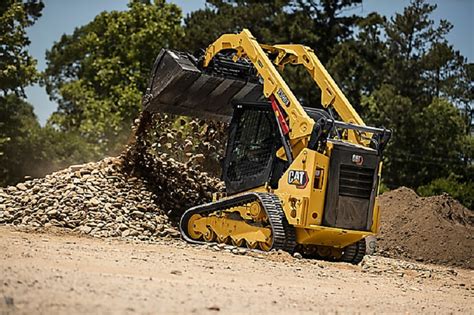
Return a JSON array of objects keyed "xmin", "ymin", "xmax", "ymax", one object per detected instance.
[
  {"xmin": 352, "ymin": 154, "xmax": 364, "ymax": 166},
  {"xmin": 287, "ymin": 170, "xmax": 308, "ymax": 189}
]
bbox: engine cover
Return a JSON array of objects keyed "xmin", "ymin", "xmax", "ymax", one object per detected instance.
[{"xmin": 323, "ymin": 141, "xmax": 380, "ymax": 231}]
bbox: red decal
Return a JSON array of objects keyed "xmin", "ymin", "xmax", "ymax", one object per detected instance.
[{"xmin": 270, "ymin": 95, "xmax": 290, "ymax": 135}]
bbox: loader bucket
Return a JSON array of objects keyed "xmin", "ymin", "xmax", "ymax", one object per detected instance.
[{"xmin": 143, "ymin": 49, "xmax": 264, "ymax": 122}]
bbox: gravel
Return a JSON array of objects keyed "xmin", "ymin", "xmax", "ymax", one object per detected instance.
[
  {"xmin": 0, "ymin": 157, "xmax": 179, "ymax": 241},
  {"xmin": 0, "ymin": 112, "xmax": 225, "ymax": 243}
]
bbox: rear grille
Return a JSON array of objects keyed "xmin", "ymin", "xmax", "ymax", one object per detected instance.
[{"xmin": 339, "ymin": 165, "xmax": 374, "ymax": 199}]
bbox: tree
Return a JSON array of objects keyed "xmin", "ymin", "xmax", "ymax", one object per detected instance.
[
  {"xmin": 328, "ymin": 12, "xmax": 388, "ymax": 110},
  {"xmin": 328, "ymin": 0, "xmax": 472, "ymax": 189},
  {"xmin": 0, "ymin": 0, "xmax": 43, "ymax": 185},
  {"xmin": 0, "ymin": 93, "xmax": 98, "ymax": 185},
  {"xmin": 0, "ymin": 0, "xmax": 99, "ymax": 186},
  {"xmin": 383, "ymin": 0, "xmax": 459, "ymax": 108},
  {"xmin": 0, "ymin": 95, "xmax": 40, "ymax": 185},
  {"xmin": 44, "ymin": 0, "xmax": 184, "ymax": 154},
  {"xmin": 364, "ymin": 88, "xmax": 467, "ymax": 187},
  {"xmin": 0, "ymin": 0, "xmax": 43, "ymax": 96},
  {"xmin": 378, "ymin": 0, "xmax": 471, "ymax": 188},
  {"xmin": 181, "ymin": 0, "xmax": 290, "ymax": 53},
  {"xmin": 182, "ymin": 0, "xmax": 364, "ymax": 106}
]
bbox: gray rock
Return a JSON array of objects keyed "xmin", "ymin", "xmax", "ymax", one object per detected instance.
[
  {"xmin": 237, "ymin": 248, "xmax": 247, "ymax": 255},
  {"xmin": 47, "ymin": 209, "xmax": 58, "ymax": 216},
  {"xmin": 293, "ymin": 252, "xmax": 303, "ymax": 259},
  {"xmin": 81, "ymin": 226, "xmax": 92, "ymax": 234},
  {"xmin": 17, "ymin": 183, "xmax": 28, "ymax": 191},
  {"xmin": 128, "ymin": 230, "xmax": 140, "ymax": 237},
  {"xmin": 131, "ymin": 211, "xmax": 144, "ymax": 218}
]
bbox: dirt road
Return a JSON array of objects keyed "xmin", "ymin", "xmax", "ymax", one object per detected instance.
[{"xmin": 0, "ymin": 227, "xmax": 472, "ymax": 314}]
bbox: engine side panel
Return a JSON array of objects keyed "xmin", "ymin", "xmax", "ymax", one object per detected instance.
[{"xmin": 322, "ymin": 141, "xmax": 380, "ymax": 231}]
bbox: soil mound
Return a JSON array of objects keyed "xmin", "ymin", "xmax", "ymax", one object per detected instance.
[{"xmin": 377, "ymin": 187, "xmax": 473, "ymax": 269}]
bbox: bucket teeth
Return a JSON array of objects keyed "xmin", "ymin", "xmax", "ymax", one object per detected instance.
[{"xmin": 143, "ymin": 49, "xmax": 263, "ymax": 121}]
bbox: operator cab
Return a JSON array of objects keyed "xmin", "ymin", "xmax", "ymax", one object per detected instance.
[{"xmin": 222, "ymin": 102, "xmax": 283, "ymax": 194}]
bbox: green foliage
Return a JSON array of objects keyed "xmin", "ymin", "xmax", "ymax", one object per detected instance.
[
  {"xmin": 418, "ymin": 176, "xmax": 474, "ymax": 210},
  {"xmin": 0, "ymin": 94, "xmax": 97, "ymax": 185},
  {"xmin": 354, "ymin": 0, "xmax": 472, "ymax": 188},
  {"xmin": 32, "ymin": 126, "xmax": 101, "ymax": 176},
  {"xmin": 44, "ymin": 0, "xmax": 184, "ymax": 153},
  {"xmin": 184, "ymin": 0, "xmax": 362, "ymax": 58},
  {"xmin": 0, "ymin": 0, "xmax": 44, "ymax": 185},
  {"xmin": 378, "ymin": 181, "xmax": 390, "ymax": 195},
  {"xmin": 328, "ymin": 13, "xmax": 388, "ymax": 109},
  {"xmin": 0, "ymin": 94, "xmax": 40, "ymax": 185},
  {"xmin": 364, "ymin": 87, "xmax": 467, "ymax": 187},
  {"xmin": 0, "ymin": 0, "xmax": 98, "ymax": 186},
  {"xmin": 0, "ymin": 0, "xmax": 43, "ymax": 96}
]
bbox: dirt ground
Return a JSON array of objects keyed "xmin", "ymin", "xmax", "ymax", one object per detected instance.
[{"xmin": 0, "ymin": 227, "xmax": 472, "ymax": 314}]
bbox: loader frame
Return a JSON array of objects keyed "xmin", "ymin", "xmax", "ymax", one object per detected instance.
[
  {"xmin": 202, "ymin": 29, "xmax": 387, "ymax": 249},
  {"xmin": 203, "ymin": 29, "xmax": 367, "ymax": 151}
]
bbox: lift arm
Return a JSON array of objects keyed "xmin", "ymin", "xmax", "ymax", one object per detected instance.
[
  {"xmin": 203, "ymin": 29, "xmax": 314, "ymax": 146},
  {"xmin": 204, "ymin": 29, "xmax": 370, "ymax": 148},
  {"xmin": 263, "ymin": 44, "xmax": 365, "ymax": 126},
  {"xmin": 260, "ymin": 44, "xmax": 371, "ymax": 145}
]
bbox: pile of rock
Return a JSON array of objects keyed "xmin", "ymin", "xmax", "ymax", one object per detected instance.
[
  {"xmin": 0, "ymin": 157, "xmax": 179, "ymax": 240},
  {"xmin": 0, "ymin": 111, "xmax": 226, "ymax": 242},
  {"xmin": 122, "ymin": 111, "xmax": 225, "ymax": 220}
]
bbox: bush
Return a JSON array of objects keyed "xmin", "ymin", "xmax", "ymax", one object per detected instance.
[
  {"xmin": 417, "ymin": 176, "xmax": 473, "ymax": 210},
  {"xmin": 378, "ymin": 181, "xmax": 390, "ymax": 194}
]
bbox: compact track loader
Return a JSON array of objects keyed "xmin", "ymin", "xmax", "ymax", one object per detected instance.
[{"xmin": 143, "ymin": 29, "xmax": 391, "ymax": 264}]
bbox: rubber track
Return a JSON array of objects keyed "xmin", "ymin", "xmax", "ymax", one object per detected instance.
[
  {"xmin": 340, "ymin": 239, "xmax": 366, "ymax": 264},
  {"xmin": 179, "ymin": 192, "xmax": 296, "ymax": 253}
]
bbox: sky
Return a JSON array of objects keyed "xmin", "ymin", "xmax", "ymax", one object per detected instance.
[{"xmin": 25, "ymin": 0, "xmax": 473, "ymax": 125}]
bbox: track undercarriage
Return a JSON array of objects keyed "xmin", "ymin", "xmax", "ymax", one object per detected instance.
[
  {"xmin": 179, "ymin": 192, "xmax": 367, "ymax": 264},
  {"xmin": 179, "ymin": 193, "xmax": 296, "ymax": 252}
]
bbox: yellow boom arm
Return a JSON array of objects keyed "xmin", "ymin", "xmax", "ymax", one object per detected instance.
[
  {"xmin": 261, "ymin": 44, "xmax": 365, "ymax": 126},
  {"xmin": 203, "ymin": 29, "xmax": 366, "ymax": 148},
  {"xmin": 203, "ymin": 29, "xmax": 314, "ymax": 146}
]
